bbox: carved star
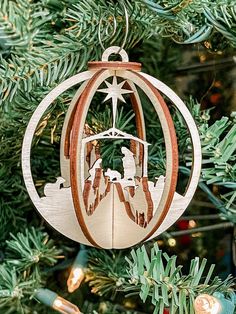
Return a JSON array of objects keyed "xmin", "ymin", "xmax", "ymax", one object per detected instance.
[
  {"xmin": 98, "ymin": 76, "xmax": 133, "ymax": 103},
  {"xmin": 98, "ymin": 76, "xmax": 133, "ymax": 128}
]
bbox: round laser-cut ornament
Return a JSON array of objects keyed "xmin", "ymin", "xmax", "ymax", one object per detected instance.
[{"xmin": 22, "ymin": 46, "xmax": 202, "ymax": 249}]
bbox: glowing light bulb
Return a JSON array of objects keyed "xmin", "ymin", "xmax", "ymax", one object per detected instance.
[
  {"xmin": 189, "ymin": 219, "xmax": 197, "ymax": 228},
  {"xmin": 53, "ymin": 296, "xmax": 81, "ymax": 314},
  {"xmin": 67, "ymin": 248, "xmax": 88, "ymax": 293},
  {"xmin": 194, "ymin": 294, "xmax": 221, "ymax": 314},
  {"xmin": 35, "ymin": 289, "xmax": 81, "ymax": 314},
  {"xmin": 168, "ymin": 238, "xmax": 176, "ymax": 247},
  {"xmin": 67, "ymin": 267, "xmax": 85, "ymax": 293}
]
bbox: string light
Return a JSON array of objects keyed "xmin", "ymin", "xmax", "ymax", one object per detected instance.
[
  {"xmin": 194, "ymin": 292, "xmax": 235, "ymax": 314},
  {"xmin": 35, "ymin": 288, "xmax": 81, "ymax": 314},
  {"xmin": 194, "ymin": 294, "xmax": 221, "ymax": 314},
  {"xmin": 67, "ymin": 247, "xmax": 88, "ymax": 293},
  {"xmin": 168, "ymin": 238, "xmax": 176, "ymax": 247},
  {"xmin": 189, "ymin": 219, "xmax": 197, "ymax": 228},
  {"xmin": 53, "ymin": 296, "xmax": 81, "ymax": 314},
  {"xmin": 67, "ymin": 268, "xmax": 85, "ymax": 293}
]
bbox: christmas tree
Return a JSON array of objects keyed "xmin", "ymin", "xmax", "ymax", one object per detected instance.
[{"xmin": 0, "ymin": 1, "xmax": 235, "ymax": 313}]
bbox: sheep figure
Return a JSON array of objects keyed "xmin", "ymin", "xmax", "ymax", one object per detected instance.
[{"xmin": 105, "ymin": 168, "xmax": 122, "ymax": 182}]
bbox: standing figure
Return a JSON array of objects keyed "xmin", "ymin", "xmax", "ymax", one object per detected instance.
[{"xmin": 121, "ymin": 147, "xmax": 136, "ymax": 181}]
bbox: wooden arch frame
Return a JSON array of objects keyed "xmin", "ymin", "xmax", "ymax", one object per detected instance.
[
  {"xmin": 70, "ymin": 69, "xmax": 178, "ymax": 247},
  {"xmin": 60, "ymin": 78, "xmax": 147, "ymax": 188}
]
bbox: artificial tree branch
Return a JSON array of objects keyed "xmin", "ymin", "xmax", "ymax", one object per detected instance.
[
  {"xmin": 86, "ymin": 244, "xmax": 235, "ymax": 314},
  {"xmin": 168, "ymin": 222, "xmax": 234, "ymax": 237}
]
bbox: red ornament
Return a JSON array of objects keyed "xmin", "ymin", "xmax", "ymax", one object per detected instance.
[{"xmin": 177, "ymin": 220, "xmax": 191, "ymax": 246}]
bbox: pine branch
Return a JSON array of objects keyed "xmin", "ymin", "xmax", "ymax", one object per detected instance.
[
  {"xmin": 0, "ymin": 2, "xmax": 235, "ymax": 314},
  {"xmin": 186, "ymin": 102, "xmax": 236, "ymax": 221},
  {"xmin": 1, "ymin": 0, "xmax": 235, "ymax": 105},
  {"xmin": 86, "ymin": 244, "xmax": 235, "ymax": 314},
  {"xmin": 0, "ymin": 50, "xmax": 84, "ymax": 107},
  {"xmin": 86, "ymin": 249, "xmax": 128, "ymax": 298},
  {"xmin": 0, "ymin": 0, "xmax": 33, "ymax": 52},
  {"xmin": 0, "ymin": 264, "xmax": 36, "ymax": 314},
  {"xmin": 168, "ymin": 221, "xmax": 234, "ymax": 236},
  {"xmin": 82, "ymin": 300, "xmax": 148, "ymax": 314},
  {"xmin": 6, "ymin": 228, "xmax": 64, "ymax": 276},
  {"xmin": 145, "ymin": 0, "xmax": 236, "ymax": 47},
  {"xmin": 0, "ymin": 229, "xmax": 64, "ymax": 313}
]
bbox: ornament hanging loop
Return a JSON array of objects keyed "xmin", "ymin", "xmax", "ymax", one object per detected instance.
[
  {"xmin": 101, "ymin": 46, "xmax": 129, "ymax": 62},
  {"xmin": 88, "ymin": 45, "xmax": 141, "ymax": 71},
  {"xmin": 98, "ymin": 1, "xmax": 129, "ymax": 54}
]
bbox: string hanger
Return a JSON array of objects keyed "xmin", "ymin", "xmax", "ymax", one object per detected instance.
[{"xmin": 98, "ymin": 1, "xmax": 129, "ymax": 54}]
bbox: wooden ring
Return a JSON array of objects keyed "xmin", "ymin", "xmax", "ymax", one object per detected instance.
[
  {"xmin": 139, "ymin": 72, "xmax": 202, "ymax": 241},
  {"xmin": 102, "ymin": 46, "xmax": 129, "ymax": 62},
  {"xmin": 70, "ymin": 69, "xmax": 178, "ymax": 248},
  {"xmin": 21, "ymin": 67, "xmax": 201, "ymax": 248},
  {"xmin": 61, "ymin": 79, "xmax": 146, "ymax": 222},
  {"xmin": 22, "ymin": 71, "xmax": 95, "ymax": 245}
]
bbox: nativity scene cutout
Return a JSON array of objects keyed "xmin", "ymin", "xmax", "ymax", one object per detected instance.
[{"xmin": 41, "ymin": 76, "xmax": 182, "ymax": 229}]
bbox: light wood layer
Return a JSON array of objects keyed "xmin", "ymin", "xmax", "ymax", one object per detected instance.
[
  {"xmin": 22, "ymin": 47, "xmax": 201, "ymax": 248},
  {"xmin": 70, "ymin": 69, "xmax": 178, "ymax": 248},
  {"xmin": 22, "ymin": 71, "xmax": 95, "ymax": 244}
]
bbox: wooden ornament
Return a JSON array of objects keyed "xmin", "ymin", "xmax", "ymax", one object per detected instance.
[{"xmin": 22, "ymin": 46, "xmax": 202, "ymax": 249}]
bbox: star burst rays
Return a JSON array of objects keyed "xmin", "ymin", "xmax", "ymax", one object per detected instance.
[{"xmin": 98, "ymin": 76, "xmax": 133, "ymax": 128}]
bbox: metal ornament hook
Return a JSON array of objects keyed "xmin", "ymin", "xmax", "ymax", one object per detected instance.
[{"xmin": 98, "ymin": 2, "xmax": 129, "ymax": 54}]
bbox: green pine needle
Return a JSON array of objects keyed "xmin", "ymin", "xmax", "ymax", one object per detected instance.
[
  {"xmin": 6, "ymin": 228, "xmax": 64, "ymax": 278},
  {"xmin": 86, "ymin": 244, "xmax": 235, "ymax": 313}
]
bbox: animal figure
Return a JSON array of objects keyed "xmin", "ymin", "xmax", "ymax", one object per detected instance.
[
  {"xmin": 44, "ymin": 177, "xmax": 65, "ymax": 197},
  {"xmin": 105, "ymin": 168, "xmax": 121, "ymax": 181}
]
